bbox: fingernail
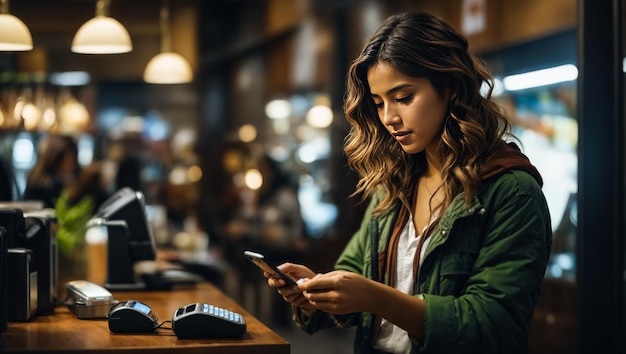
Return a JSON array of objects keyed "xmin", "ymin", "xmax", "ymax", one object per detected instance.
[{"xmin": 297, "ymin": 278, "xmax": 306, "ymax": 284}]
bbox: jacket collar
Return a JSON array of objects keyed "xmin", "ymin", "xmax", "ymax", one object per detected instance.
[{"xmin": 480, "ymin": 141, "xmax": 543, "ymax": 187}]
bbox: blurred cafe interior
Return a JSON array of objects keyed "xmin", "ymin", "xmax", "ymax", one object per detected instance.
[{"xmin": 0, "ymin": 0, "xmax": 623, "ymax": 353}]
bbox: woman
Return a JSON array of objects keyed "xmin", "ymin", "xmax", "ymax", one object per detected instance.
[
  {"xmin": 265, "ymin": 12, "xmax": 552, "ymax": 354},
  {"xmin": 24, "ymin": 134, "xmax": 79, "ymax": 208},
  {"xmin": 55, "ymin": 161, "xmax": 109, "ymax": 257}
]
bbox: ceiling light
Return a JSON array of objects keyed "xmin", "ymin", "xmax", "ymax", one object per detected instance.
[
  {"xmin": 59, "ymin": 98, "xmax": 90, "ymax": 133},
  {"xmin": 71, "ymin": 0, "xmax": 132, "ymax": 54},
  {"xmin": 49, "ymin": 71, "xmax": 91, "ymax": 86},
  {"xmin": 144, "ymin": 52, "xmax": 192, "ymax": 84},
  {"xmin": 502, "ymin": 64, "xmax": 578, "ymax": 92},
  {"xmin": 306, "ymin": 105, "xmax": 333, "ymax": 128},
  {"xmin": 237, "ymin": 124, "xmax": 257, "ymax": 143},
  {"xmin": 265, "ymin": 99, "xmax": 291, "ymax": 119},
  {"xmin": 0, "ymin": 0, "xmax": 33, "ymax": 51},
  {"xmin": 143, "ymin": 0, "xmax": 192, "ymax": 84},
  {"xmin": 244, "ymin": 169, "xmax": 263, "ymax": 190}
]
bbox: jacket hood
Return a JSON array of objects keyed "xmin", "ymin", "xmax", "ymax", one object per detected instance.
[{"xmin": 480, "ymin": 141, "xmax": 543, "ymax": 187}]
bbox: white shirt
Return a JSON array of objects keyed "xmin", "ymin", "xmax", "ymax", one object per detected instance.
[{"xmin": 374, "ymin": 216, "xmax": 432, "ymax": 354}]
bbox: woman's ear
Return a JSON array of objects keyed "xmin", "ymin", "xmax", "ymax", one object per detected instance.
[
  {"xmin": 445, "ymin": 86, "xmax": 456, "ymax": 102},
  {"xmin": 449, "ymin": 90, "xmax": 457, "ymax": 102}
]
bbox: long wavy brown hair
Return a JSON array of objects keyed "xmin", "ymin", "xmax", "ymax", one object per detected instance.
[
  {"xmin": 26, "ymin": 134, "xmax": 78, "ymax": 187},
  {"xmin": 343, "ymin": 11, "xmax": 512, "ymax": 216}
]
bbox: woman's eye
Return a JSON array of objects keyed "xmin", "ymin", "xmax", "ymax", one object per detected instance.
[
  {"xmin": 396, "ymin": 95, "xmax": 413, "ymax": 104},
  {"xmin": 373, "ymin": 102, "xmax": 384, "ymax": 109}
]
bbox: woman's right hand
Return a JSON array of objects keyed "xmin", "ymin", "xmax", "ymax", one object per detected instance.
[{"xmin": 265, "ymin": 262, "xmax": 316, "ymax": 311}]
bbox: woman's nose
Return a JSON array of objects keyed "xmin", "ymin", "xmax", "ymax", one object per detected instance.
[{"xmin": 381, "ymin": 106, "xmax": 400, "ymax": 126}]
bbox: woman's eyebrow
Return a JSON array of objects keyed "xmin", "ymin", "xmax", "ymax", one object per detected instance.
[{"xmin": 371, "ymin": 83, "xmax": 414, "ymax": 97}]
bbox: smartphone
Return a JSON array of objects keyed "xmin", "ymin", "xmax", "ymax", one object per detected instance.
[{"xmin": 243, "ymin": 250, "xmax": 297, "ymax": 286}]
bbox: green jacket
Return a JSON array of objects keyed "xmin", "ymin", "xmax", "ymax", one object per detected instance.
[{"xmin": 297, "ymin": 169, "xmax": 552, "ymax": 354}]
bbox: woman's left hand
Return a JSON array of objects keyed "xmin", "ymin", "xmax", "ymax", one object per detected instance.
[{"xmin": 297, "ymin": 270, "xmax": 375, "ymax": 315}]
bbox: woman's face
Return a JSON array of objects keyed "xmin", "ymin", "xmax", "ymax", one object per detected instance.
[
  {"xmin": 367, "ymin": 62, "xmax": 449, "ymax": 155},
  {"xmin": 58, "ymin": 150, "xmax": 77, "ymax": 178}
]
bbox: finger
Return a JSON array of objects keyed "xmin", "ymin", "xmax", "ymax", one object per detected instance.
[
  {"xmin": 295, "ymin": 277, "xmax": 308, "ymax": 290},
  {"xmin": 289, "ymin": 293, "xmax": 315, "ymax": 309},
  {"xmin": 303, "ymin": 289, "xmax": 314, "ymax": 298},
  {"xmin": 277, "ymin": 284, "xmax": 301, "ymax": 297},
  {"xmin": 280, "ymin": 292, "xmax": 313, "ymax": 310},
  {"xmin": 267, "ymin": 276, "xmax": 286, "ymax": 288},
  {"xmin": 295, "ymin": 299, "xmax": 315, "ymax": 310},
  {"xmin": 297, "ymin": 274, "xmax": 334, "ymax": 291},
  {"xmin": 278, "ymin": 263, "xmax": 316, "ymax": 279},
  {"xmin": 303, "ymin": 289, "xmax": 335, "ymax": 305},
  {"xmin": 277, "ymin": 262, "xmax": 297, "ymax": 272},
  {"xmin": 284, "ymin": 292, "xmax": 305, "ymax": 304},
  {"xmin": 300, "ymin": 283, "xmax": 331, "ymax": 295}
]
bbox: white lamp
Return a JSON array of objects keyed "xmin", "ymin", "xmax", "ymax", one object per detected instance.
[
  {"xmin": 0, "ymin": 0, "xmax": 33, "ymax": 51},
  {"xmin": 143, "ymin": 0, "xmax": 192, "ymax": 84},
  {"xmin": 502, "ymin": 64, "xmax": 578, "ymax": 92},
  {"xmin": 59, "ymin": 97, "xmax": 90, "ymax": 133},
  {"xmin": 72, "ymin": 0, "xmax": 132, "ymax": 54}
]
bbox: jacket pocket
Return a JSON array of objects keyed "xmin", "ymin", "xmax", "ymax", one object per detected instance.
[{"xmin": 439, "ymin": 250, "xmax": 478, "ymax": 296}]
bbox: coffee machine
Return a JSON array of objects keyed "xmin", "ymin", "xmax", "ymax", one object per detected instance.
[
  {"xmin": 6, "ymin": 248, "xmax": 37, "ymax": 321},
  {"xmin": 24, "ymin": 210, "xmax": 58, "ymax": 313},
  {"xmin": 0, "ymin": 207, "xmax": 59, "ymax": 320}
]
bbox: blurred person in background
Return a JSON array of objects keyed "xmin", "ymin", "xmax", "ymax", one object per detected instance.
[
  {"xmin": 265, "ymin": 12, "xmax": 552, "ymax": 354},
  {"xmin": 256, "ymin": 154, "xmax": 305, "ymax": 250},
  {"xmin": 112, "ymin": 132, "xmax": 146, "ymax": 195},
  {"xmin": 222, "ymin": 150, "xmax": 306, "ymax": 252},
  {"xmin": 23, "ymin": 134, "xmax": 79, "ymax": 208},
  {"xmin": 114, "ymin": 153, "xmax": 144, "ymax": 195},
  {"xmin": 55, "ymin": 161, "xmax": 109, "ymax": 258},
  {"xmin": 0, "ymin": 155, "xmax": 18, "ymax": 201}
]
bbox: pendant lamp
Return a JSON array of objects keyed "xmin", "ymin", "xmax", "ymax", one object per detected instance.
[
  {"xmin": 143, "ymin": 0, "xmax": 192, "ymax": 84},
  {"xmin": 0, "ymin": 0, "xmax": 33, "ymax": 51},
  {"xmin": 72, "ymin": 0, "xmax": 132, "ymax": 54}
]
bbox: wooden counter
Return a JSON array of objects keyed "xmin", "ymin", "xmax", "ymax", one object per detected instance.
[{"xmin": 2, "ymin": 282, "xmax": 290, "ymax": 353}]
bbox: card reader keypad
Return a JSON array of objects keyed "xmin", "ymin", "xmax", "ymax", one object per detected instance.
[{"xmin": 172, "ymin": 302, "xmax": 246, "ymax": 338}]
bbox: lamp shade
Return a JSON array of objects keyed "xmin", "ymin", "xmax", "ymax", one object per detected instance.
[
  {"xmin": 143, "ymin": 52, "xmax": 192, "ymax": 84},
  {"xmin": 71, "ymin": 16, "xmax": 132, "ymax": 54},
  {"xmin": 59, "ymin": 98, "xmax": 89, "ymax": 133},
  {"xmin": 0, "ymin": 13, "xmax": 33, "ymax": 51}
]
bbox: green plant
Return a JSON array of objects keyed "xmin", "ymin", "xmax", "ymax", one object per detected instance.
[{"xmin": 54, "ymin": 191, "xmax": 95, "ymax": 257}]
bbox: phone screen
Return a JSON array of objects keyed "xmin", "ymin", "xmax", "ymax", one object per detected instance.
[{"xmin": 243, "ymin": 250, "xmax": 297, "ymax": 285}]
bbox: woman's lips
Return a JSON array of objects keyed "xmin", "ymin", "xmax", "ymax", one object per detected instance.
[{"xmin": 392, "ymin": 131, "xmax": 411, "ymax": 142}]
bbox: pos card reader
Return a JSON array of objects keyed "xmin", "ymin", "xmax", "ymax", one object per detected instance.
[{"xmin": 65, "ymin": 280, "xmax": 115, "ymax": 319}]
